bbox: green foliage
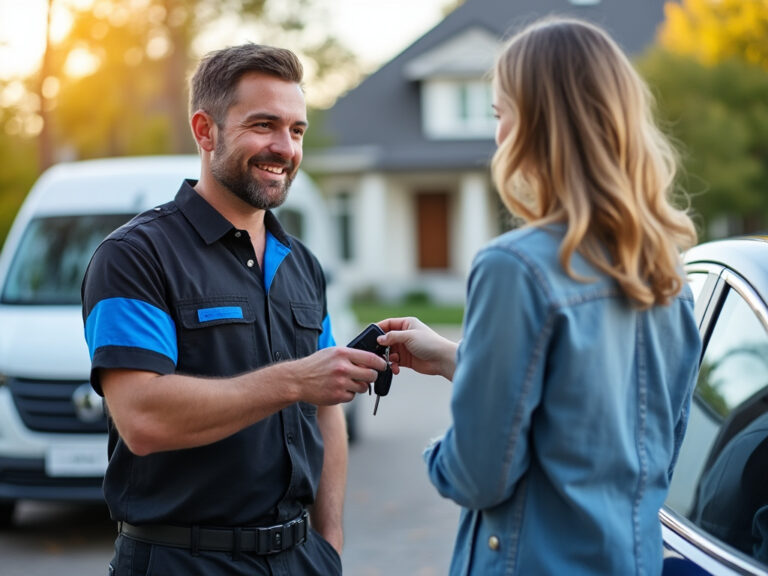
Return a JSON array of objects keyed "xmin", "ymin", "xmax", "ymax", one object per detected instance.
[
  {"xmin": 351, "ymin": 300, "xmax": 464, "ymax": 327},
  {"xmin": 351, "ymin": 290, "xmax": 464, "ymax": 326},
  {"xmin": 637, "ymin": 49, "xmax": 768, "ymax": 237},
  {"xmin": 0, "ymin": 130, "xmax": 38, "ymax": 247}
]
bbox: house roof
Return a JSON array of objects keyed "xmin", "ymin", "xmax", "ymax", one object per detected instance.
[{"xmin": 305, "ymin": 0, "xmax": 670, "ymax": 174}]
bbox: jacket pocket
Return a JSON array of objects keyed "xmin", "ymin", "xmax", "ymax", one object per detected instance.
[
  {"xmin": 290, "ymin": 302, "xmax": 323, "ymax": 417},
  {"xmin": 290, "ymin": 302, "xmax": 322, "ymax": 358},
  {"xmin": 176, "ymin": 296, "xmax": 256, "ymax": 374}
]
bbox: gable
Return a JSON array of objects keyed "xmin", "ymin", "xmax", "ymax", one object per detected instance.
[
  {"xmin": 307, "ymin": 0, "xmax": 671, "ymax": 173},
  {"xmin": 403, "ymin": 26, "xmax": 501, "ymax": 80}
]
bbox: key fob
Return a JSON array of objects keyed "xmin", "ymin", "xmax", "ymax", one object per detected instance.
[
  {"xmin": 374, "ymin": 360, "xmax": 393, "ymax": 397},
  {"xmin": 347, "ymin": 324, "xmax": 393, "ymax": 415},
  {"xmin": 346, "ymin": 323, "xmax": 387, "ymax": 357}
]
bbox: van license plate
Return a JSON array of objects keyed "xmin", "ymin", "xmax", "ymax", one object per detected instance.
[{"xmin": 45, "ymin": 444, "xmax": 108, "ymax": 477}]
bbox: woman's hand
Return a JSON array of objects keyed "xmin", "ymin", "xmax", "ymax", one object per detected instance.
[{"xmin": 377, "ymin": 317, "xmax": 458, "ymax": 381}]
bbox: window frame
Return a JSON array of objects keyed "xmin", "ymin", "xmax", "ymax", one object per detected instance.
[{"xmin": 661, "ymin": 262, "xmax": 768, "ymax": 575}]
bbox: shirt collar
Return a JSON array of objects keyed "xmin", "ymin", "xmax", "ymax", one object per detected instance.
[{"xmin": 175, "ymin": 179, "xmax": 292, "ymax": 249}]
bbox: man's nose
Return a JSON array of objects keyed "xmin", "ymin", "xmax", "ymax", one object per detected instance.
[{"xmin": 268, "ymin": 129, "xmax": 296, "ymax": 159}]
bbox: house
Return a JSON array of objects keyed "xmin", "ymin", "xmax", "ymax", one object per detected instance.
[{"xmin": 303, "ymin": 0, "xmax": 671, "ymax": 303}]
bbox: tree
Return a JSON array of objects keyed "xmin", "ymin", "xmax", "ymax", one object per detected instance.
[
  {"xmin": 640, "ymin": 0, "xmax": 768, "ymax": 238},
  {"xmin": 39, "ymin": 0, "xmax": 363, "ymax": 159},
  {"xmin": 0, "ymin": 0, "xmax": 362, "ymax": 244},
  {"xmin": 660, "ymin": 0, "xmax": 768, "ymax": 69},
  {"xmin": 637, "ymin": 50, "xmax": 768, "ymax": 237}
]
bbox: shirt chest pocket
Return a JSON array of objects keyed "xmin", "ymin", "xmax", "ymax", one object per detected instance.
[
  {"xmin": 176, "ymin": 297, "xmax": 257, "ymax": 375},
  {"xmin": 291, "ymin": 302, "xmax": 323, "ymax": 359}
]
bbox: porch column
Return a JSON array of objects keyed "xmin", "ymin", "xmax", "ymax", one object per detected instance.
[
  {"xmin": 356, "ymin": 173, "xmax": 388, "ymax": 283},
  {"xmin": 458, "ymin": 173, "xmax": 492, "ymax": 275}
]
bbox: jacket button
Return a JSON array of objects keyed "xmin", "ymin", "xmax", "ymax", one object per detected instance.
[
  {"xmin": 274, "ymin": 351, "xmax": 282, "ymax": 361},
  {"xmin": 488, "ymin": 536, "xmax": 500, "ymax": 551}
]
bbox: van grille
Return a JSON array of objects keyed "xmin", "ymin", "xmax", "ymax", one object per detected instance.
[{"xmin": 8, "ymin": 377, "xmax": 107, "ymax": 433}]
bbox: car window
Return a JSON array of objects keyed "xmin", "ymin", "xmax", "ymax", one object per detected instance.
[
  {"xmin": 687, "ymin": 272, "xmax": 708, "ymax": 302},
  {"xmin": 1, "ymin": 214, "xmax": 133, "ymax": 305},
  {"xmin": 666, "ymin": 279, "xmax": 768, "ymax": 566}
]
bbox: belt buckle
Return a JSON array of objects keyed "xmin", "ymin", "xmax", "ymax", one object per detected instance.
[
  {"xmin": 260, "ymin": 511, "xmax": 307, "ymax": 554},
  {"xmin": 266, "ymin": 524, "xmax": 285, "ymax": 553}
]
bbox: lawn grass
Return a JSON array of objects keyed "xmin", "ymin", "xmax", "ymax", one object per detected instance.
[{"xmin": 350, "ymin": 301, "xmax": 464, "ymax": 326}]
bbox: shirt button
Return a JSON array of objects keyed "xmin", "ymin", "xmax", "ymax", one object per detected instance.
[
  {"xmin": 246, "ymin": 259, "xmax": 255, "ymax": 268},
  {"xmin": 235, "ymin": 231, "xmax": 242, "ymax": 238},
  {"xmin": 274, "ymin": 351, "xmax": 282, "ymax": 361},
  {"xmin": 286, "ymin": 433, "xmax": 294, "ymax": 444},
  {"xmin": 488, "ymin": 536, "xmax": 500, "ymax": 551}
]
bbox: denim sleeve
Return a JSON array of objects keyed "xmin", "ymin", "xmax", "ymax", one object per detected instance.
[{"xmin": 424, "ymin": 246, "xmax": 550, "ymax": 510}]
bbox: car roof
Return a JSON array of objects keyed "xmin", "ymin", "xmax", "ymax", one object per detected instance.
[
  {"xmin": 26, "ymin": 155, "xmax": 201, "ymax": 216},
  {"xmin": 685, "ymin": 236, "xmax": 768, "ymax": 304}
]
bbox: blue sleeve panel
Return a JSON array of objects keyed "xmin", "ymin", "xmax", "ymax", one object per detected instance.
[
  {"xmin": 85, "ymin": 296, "xmax": 178, "ymax": 365},
  {"xmin": 318, "ymin": 314, "xmax": 335, "ymax": 349}
]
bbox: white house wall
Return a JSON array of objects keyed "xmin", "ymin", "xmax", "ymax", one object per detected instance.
[{"xmin": 318, "ymin": 171, "xmax": 497, "ymax": 304}]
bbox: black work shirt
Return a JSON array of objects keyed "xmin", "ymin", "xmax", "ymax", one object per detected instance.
[{"xmin": 82, "ymin": 180, "xmax": 335, "ymax": 526}]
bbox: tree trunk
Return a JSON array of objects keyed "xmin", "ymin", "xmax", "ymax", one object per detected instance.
[{"xmin": 37, "ymin": 0, "xmax": 55, "ymax": 170}]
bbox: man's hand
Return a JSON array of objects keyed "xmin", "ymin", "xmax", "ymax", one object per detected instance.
[
  {"xmin": 291, "ymin": 346, "xmax": 387, "ymax": 405},
  {"xmin": 376, "ymin": 317, "xmax": 458, "ymax": 381}
]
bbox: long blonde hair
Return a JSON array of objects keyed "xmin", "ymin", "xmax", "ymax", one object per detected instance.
[{"xmin": 491, "ymin": 17, "xmax": 697, "ymax": 308}]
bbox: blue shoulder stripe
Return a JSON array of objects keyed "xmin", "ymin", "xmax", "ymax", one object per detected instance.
[
  {"xmin": 264, "ymin": 231, "xmax": 291, "ymax": 294},
  {"xmin": 318, "ymin": 314, "xmax": 335, "ymax": 349},
  {"xmin": 85, "ymin": 297, "xmax": 178, "ymax": 364}
]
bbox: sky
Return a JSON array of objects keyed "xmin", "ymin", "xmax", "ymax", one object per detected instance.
[{"xmin": 0, "ymin": 0, "xmax": 451, "ymax": 80}]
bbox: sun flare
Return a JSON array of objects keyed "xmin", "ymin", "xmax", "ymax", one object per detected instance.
[{"xmin": 0, "ymin": 0, "xmax": 94, "ymax": 80}]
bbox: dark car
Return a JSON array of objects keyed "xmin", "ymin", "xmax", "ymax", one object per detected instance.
[{"xmin": 662, "ymin": 236, "xmax": 768, "ymax": 576}]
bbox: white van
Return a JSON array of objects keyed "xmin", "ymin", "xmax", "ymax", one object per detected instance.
[{"xmin": 0, "ymin": 155, "xmax": 355, "ymax": 526}]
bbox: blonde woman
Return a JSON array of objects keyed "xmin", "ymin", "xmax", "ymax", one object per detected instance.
[{"xmin": 378, "ymin": 17, "xmax": 702, "ymax": 576}]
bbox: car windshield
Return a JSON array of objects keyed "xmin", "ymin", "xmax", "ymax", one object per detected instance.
[{"xmin": 1, "ymin": 214, "xmax": 133, "ymax": 305}]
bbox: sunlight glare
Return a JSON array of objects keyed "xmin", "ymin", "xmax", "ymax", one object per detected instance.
[
  {"xmin": 0, "ymin": 80, "xmax": 26, "ymax": 107},
  {"xmin": 0, "ymin": 0, "xmax": 47, "ymax": 79},
  {"xmin": 146, "ymin": 33, "xmax": 171, "ymax": 60},
  {"xmin": 41, "ymin": 76, "xmax": 60, "ymax": 99},
  {"xmin": 64, "ymin": 46, "xmax": 100, "ymax": 78}
]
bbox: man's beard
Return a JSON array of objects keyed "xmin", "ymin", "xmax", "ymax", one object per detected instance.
[{"xmin": 211, "ymin": 139, "xmax": 295, "ymax": 210}]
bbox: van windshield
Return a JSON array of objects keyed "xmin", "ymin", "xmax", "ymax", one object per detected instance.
[{"xmin": 1, "ymin": 214, "xmax": 134, "ymax": 305}]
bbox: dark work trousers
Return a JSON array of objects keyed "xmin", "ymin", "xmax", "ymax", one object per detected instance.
[{"xmin": 108, "ymin": 528, "xmax": 342, "ymax": 576}]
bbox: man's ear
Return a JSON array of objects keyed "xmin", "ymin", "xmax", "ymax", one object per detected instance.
[{"xmin": 190, "ymin": 110, "xmax": 216, "ymax": 152}]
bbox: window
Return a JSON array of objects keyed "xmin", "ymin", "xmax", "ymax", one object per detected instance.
[
  {"xmin": 422, "ymin": 80, "xmax": 496, "ymax": 140},
  {"xmin": 687, "ymin": 272, "xmax": 708, "ymax": 302},
  {"xmin": 334, "ymin": 192, "xmax": 354, "ymax": 262},
  {"xmin": 667, "ymin": 279, "xmax": 768, "ymax": 566},
  {"xmin": 275, "ymin": 207, "xmax": 304, "ymax": 241},
  {"xmin": 2, "ymin": 214, "xmax": 133, "ymax": 305}
]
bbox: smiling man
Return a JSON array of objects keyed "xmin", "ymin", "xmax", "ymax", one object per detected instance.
[{"xmin": 81, "ymin": 44, "xmax": 385, "ymax": 576}]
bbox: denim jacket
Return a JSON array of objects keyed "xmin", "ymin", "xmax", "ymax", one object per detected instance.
[{"xmin": 424, "ymin": 226, "xmax": 701, "ymax": 576}]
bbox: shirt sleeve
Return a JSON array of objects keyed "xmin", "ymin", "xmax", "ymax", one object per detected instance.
[
  {"xmin": 424, "ymin": 245, "xmax": 550, "ymax": 510},
  {"xmin": 82, "ymin": 236, "xmax": 177, "ymax": 394}
]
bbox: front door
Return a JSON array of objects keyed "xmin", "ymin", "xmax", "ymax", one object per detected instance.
[{"xmin": 416, "ymin": 192, "xmax": 449, "ymax": 270}]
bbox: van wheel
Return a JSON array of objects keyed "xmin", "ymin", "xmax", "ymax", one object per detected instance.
[{"xmin": 0, "ymin": 500, "xmax": 15, "ymax": 528}]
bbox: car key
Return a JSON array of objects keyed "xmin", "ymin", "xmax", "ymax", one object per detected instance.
[
  {"xmin": 373, "ymin": 347, "xmax": 393, "ymax": 415},
  {"xmin": 347, "ymin": 323, "xmax": 393, "ymax": 415}
]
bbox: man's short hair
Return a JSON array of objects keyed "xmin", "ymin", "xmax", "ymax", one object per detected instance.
[{"xmin": 189, "ymin": 44, "xmax": 303, "ymax": 126}]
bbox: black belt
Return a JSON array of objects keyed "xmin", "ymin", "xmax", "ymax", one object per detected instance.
[{"xmin": 119, "ymin": 510, "xmax": 309, "ymax": 555}]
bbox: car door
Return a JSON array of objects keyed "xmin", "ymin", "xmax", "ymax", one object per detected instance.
[{"xmin": 662, "ymin": 261, "xmax": 768, "ymax": 575}]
